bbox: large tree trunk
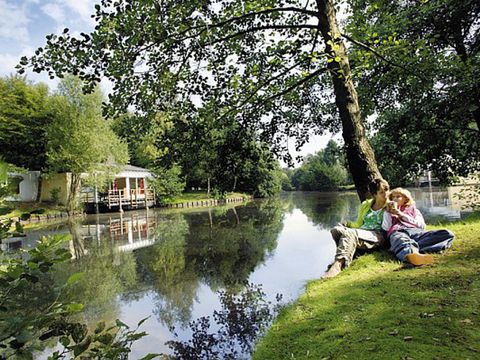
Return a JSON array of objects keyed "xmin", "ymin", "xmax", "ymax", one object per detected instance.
[
  {"xmin": 316, "ymin": 0, "xmax": 382, "ymax": 201},
  {"xmin": 67, "ymin": 173, "xmax": 82, "ymax": 216}
]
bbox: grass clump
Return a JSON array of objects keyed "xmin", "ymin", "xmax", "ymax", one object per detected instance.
[{"xmin": 253, "ymin": 213, "xmax": 480, "ymax": 360}]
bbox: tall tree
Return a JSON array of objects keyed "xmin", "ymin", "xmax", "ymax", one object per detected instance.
[
  {"xmin": 46, "ymin": 76, "xmax": 129, "ymax": 213},
  {"xmin": 291, "ymin": 148, "xmax": 348, "ymax": 191},
  {"xmin": 346, "ymin": 0, "xmax": 480, "ymax": 183},
  {"xmin": 21, "ymin": 0, "xmax": 383, "ymax": 200},
  {"xmin": 0, "ymin": 76, "xmax": 52, "ymax": 170}
]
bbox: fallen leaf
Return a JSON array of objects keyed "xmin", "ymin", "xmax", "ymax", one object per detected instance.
[{"xmin": 460, "ymin": 319, "xmax": 473, "ymax": 325}]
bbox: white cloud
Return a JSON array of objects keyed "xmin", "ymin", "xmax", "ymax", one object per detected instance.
[
  {"xmin": 0, "ymin": 46, "xmax": 34, "ymax": 77},
  {"xmin": 41, "ymin": 3, "xmax": 66, "ymax": 23},
  {"xmin": 63, "ymin": 0, "xmax": 96, "ymax": 26},
  {"xmin": 0, "ymin": 0, "xmax": 30, "ymax": 43},
  {"xmin": 0, "ymin": 53, "xmax": 21, "ymax": 76}
]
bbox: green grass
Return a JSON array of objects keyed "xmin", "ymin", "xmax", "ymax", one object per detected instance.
[
  {"xmin": 0, "ymin": 201, "xmax": 66, "ymax": 219},
  {"xmin": 163, "ymin": 191, "xmax": 251, "ymax": 204},
  {"xmin": 253, "ymin": 213, "xmax": 480, "ymax": 360}
]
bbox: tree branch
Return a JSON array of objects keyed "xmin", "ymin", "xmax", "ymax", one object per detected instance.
[
  {"xmin": 341, "ymin": 33, "xmax": 413, "ymax": 73},
  {"xmin": 246, "ymin": 67, "xmax": 328, "ymax": 115},
  {"xmin": 205, "ymin": 24, "xmax": 318, "ymax": 46},
  {"xmin": 201, "ymin": 7, "xmax": 320, "ymax": 30},
  {"xmin": 263, "ymin": 67, "xmax": 327, "ymax": 103},
  {"xmin": 217, "ymin": 58, "xmax": 314, "ymax": 122}
]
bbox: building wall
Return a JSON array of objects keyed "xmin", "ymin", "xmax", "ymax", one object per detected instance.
[
  {"xmin": 5, "ymin": 171, "xmax": 40, "ymax": 202},
  {"xmin": 40, "ymin": 173, "xmax": 71, "ymax": 205}
]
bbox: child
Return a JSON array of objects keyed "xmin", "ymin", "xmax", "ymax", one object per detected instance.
[{"xmin": 382, "ymin": 188, "xmax": 455, "ymax": 266}]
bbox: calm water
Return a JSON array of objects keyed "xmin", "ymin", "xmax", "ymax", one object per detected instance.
[{"xmin": 8, "ymin": 188, "xmax": 472, "ymax": 358}]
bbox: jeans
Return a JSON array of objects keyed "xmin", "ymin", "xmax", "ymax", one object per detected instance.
[{"xmin": 389, "ymin": 228, "xmax": 455, "ymax": 262}]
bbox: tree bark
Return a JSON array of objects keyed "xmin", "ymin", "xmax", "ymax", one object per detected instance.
[
  {"xmin": 67, "ymin": 173, "xmax": 82, "ymax": 215},
  {"xmin": 316, "ymin": 0, "xmax": 382, "ymax": 200}
]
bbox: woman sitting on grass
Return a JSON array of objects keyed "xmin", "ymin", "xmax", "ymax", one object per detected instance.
[
  {"xmin": 324, "ymin": 178, "xmax": 390, "ymax": 278},
  {"xmin": 382, "ymin": 187, "xmax": 455, "ymax": 266}
]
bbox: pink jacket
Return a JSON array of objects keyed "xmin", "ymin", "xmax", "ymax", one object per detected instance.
[{"xmin": 382, "ymin": 204, "xmax": 426, "ymax": 237}]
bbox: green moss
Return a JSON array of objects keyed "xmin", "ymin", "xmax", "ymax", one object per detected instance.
[{"xmin": 254, "ymin": 213, "xmax": 480, "ymax": 360}]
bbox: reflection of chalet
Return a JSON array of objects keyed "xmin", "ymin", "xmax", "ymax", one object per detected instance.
[
  {"xmin": 83, "ymin": 165, "xmax": 155, "ymax": 213},
  {"xmin": 108, "ymin": 213, "xmax": 157, "ymax": 251}
]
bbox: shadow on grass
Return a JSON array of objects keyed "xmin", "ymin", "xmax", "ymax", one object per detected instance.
[
  {"xmin": 254, "ymin": 221, "xmax": 480, "ymax": 360},
  {"xmin": 0, "ymin": 205, "xmax": 12, "ymax": 216}
]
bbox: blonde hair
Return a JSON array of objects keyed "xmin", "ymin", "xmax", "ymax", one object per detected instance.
[{"xmin": 389, "ymin": 187, "xmax": 415, "ymax": 206}]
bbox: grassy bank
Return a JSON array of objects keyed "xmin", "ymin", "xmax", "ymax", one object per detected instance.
[
  {"xmin": 162, "ymin": 191, "xmax": 251, "ymax": 204},
  {"xmin": 254, "ymin": 214, "xmax": 480, "ymax": 360},
  {"xmin": 0, "ymin": 201, "xmax": 66, "ymax": 219}
]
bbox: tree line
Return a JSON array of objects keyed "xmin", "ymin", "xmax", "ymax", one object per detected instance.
[
  {"xmin": 17, "ymin": 0, "xmax": 478, "ymax": 200},
  {"xmin": 0, "ymin": 75, "xmax": 284, "ymax": 213},
  {"xmin": 281, "ymin": 140, "xmax": 350, "ymax": 191}
]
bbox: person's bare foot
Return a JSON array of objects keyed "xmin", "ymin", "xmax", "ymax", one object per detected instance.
[
  {"xmin": 323, "ymin": 260, "xmax": 343, "ymax": 278},
  {"xmin": 405, "ymin": 253, "xmax": 433, "ymax": 266}
]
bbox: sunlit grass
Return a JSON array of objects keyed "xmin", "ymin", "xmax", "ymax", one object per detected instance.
[
  {"xmin": 0, "ymin": 201, "xmax": 66, "ymax": 219},
  {"xmin": 164, "ymin": 191, "xmax": 251, "ymax": 204},
  {"xmin": 254, "ymin": 213, "xmax": 480, "ymax": 359}
]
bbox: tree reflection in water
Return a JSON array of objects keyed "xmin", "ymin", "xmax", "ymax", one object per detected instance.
[
  {"xmin": 165, "ymin": 283, "xmax": 283, "ymax": 360},
  {"xmin": 134, "ymin": 199, "xmax": 285, "ymax": 329},
  {"xmin": 286, "ymin": 192, "xmax": 358, "ymax": 229}
]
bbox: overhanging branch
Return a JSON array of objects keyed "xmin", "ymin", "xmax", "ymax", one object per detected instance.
[{"xmin": 340, "ymin": 32, "xmax": 427, "ymax": 80}]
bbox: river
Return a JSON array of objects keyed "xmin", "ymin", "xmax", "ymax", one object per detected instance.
[{"xmin": 6, "ymin": 188, "xmax": 474, "ymax": 358}]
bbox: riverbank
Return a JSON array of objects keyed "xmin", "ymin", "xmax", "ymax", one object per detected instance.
[
  {"xmin": 160, "ymin": 191, "xmax": 252, "ymax": 205},
  {"xmin": 253, "ymin": 213, "xmax": 480, "ymax": 359}
]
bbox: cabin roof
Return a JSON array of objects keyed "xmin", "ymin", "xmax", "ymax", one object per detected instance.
[
  {"xmin": 122, "ymin": 164, "xmax": 152, "ymax": 173},
  {"xmin": 116, "ymin": 164, "xmax": 153, "ymax": 178}
]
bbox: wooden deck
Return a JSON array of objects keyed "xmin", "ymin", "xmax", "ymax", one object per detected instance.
[{"xmin": 82, "ymin": 188, "xmax": 155, "ymax": 210}]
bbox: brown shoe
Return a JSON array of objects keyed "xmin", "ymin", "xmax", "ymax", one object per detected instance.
[{"xmin": 405, "ymin": 253, "xmax": 434, "ymax": 266}]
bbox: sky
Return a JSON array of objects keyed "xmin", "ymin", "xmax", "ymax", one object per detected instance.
[{"xmin": 0, "ymin": 0, "xmax": 339, "ymax": 166}]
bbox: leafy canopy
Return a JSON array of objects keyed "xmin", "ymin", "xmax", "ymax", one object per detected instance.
[
  {"xmin": 20, "ymin": 0, "xmax": 352, "ymax": 164},
  {"xmin": 346, "ymin": 0, "xmax": 480, "ymax": 183}
]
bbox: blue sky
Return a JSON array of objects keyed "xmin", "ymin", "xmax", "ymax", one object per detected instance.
[
  {"xmin": 0, "ymin": 0, "xmax": 335, "ymax": 164},
  {"xmin": 0, "ymin": 0, "xmax": 98, "ymax": 87}
]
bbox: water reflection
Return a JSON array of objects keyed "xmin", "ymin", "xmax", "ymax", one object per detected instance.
[{"xmin": 14, "ymin": 187, "xmax": 473, "ymax": 358}]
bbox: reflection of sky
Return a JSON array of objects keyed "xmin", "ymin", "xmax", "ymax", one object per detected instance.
[
  {"xmin": 117, "ymin": 208, "xmax": 335, "ymax": 357},
  {"xmin": 250, "ymin": 209, "xmax": 334, "ymax": 302}
]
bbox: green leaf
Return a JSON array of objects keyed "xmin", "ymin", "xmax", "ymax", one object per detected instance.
[
  {"xmin": 137, "ymin": 316, "xmax": 150, "ymax": 327},
  {"xmin": 94, "ymin": 321, "xmax": 106, "ymax": 334},
  {"xmin": 71, "ymin": 336, "xmax": 92, "ymax": 357},
  {"xmin": 115, "ymin": 319, "xmax": 129, "ymax": 328},
  {"xmin": 126, "ymin": 331, "xmax": 148, "ymax": 341},
  {"xmin": 96, "ymin": 333, "xmax": 114, "ymax": 345},
  {"xmin": 66, "ymin": 303, "xmax": 84, "ymax": 312},
  {"xmin": 67, "ymin": 272, "xmax": 85, "ymax": 286},
  {"xmin": 59, "ymin": 336, "xmax": 70, "ymax": 347},
  {"xmin": 139, "ymin": 354, "xmax": 162, "ymax": 360},
  {"xmin": 16, "ymin": 330, "xmax": 32, "ymax": 343}
]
